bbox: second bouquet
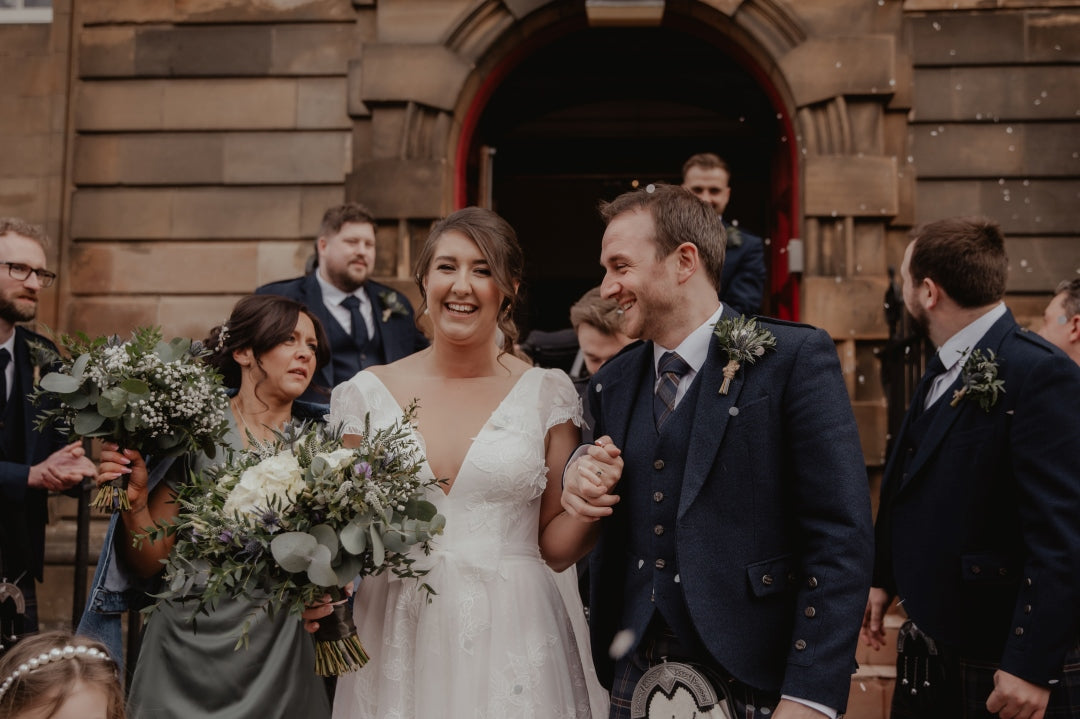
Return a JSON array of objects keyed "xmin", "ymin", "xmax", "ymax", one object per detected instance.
[{"xmin": 147, "ymin": 407, "xmax": 445, "ymax": 676}]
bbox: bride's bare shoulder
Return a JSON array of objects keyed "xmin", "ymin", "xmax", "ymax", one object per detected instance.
[{"xmin": 498, "ymin": 352, "xmax": 535, "ymax": 377}]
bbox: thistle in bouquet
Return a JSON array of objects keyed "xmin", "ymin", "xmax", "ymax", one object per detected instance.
[
  {"xmin": 150, "ymin": 406, "xmax": 445, "ymax": 676},
  {"xmin": 31, "ymin": 326, "xmax": 230, "ymax": 512}
]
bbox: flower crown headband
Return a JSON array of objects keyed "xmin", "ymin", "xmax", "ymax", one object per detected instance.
[{"xmin": 0, "ymin": 644, "xmax": 113, "ymax": 701}]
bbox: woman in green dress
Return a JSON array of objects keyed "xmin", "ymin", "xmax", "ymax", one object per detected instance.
[{"xmin": 95, "ymin": 294, "xmax": 333, "ymax": 719}]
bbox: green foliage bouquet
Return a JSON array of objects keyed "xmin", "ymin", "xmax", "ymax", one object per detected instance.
[
  {"xmin": 149, "ymin": 410, "xmax": 445, "ymax": 676},
  {"xmin": 31, "ymin": 327, "xmax": 230, "ymax": 512}
]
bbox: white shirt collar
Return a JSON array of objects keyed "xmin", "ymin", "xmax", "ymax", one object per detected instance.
[
  {"xmin": 0, "ymin": 332, "xmax": 15, "ymax": 357},
  {"xmin": 653, "ymin": 305, "xmax": 724, "ymax": 374},
  {"xmin": 316, "ymin": 271, "xmax": 367, "ymax": 308},
  {"xmin": 936, "ymin": 302, "xmax": 1008, "ymax": 371}
]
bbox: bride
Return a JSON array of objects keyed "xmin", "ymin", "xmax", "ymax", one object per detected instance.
[{"xmin": 329, "ymin": 207, "xmax": 620, "ymax": 718}]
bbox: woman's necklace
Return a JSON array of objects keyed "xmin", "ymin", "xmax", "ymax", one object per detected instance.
[{"xmin": 231, "ymin": 397, "xmax": 268, "ymax": 445}]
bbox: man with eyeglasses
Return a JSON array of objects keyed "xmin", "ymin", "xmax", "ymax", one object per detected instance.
[
  {"xmin": 0, "ymin": 217, "xmax": 95, "ymax": 644},
  {"xmin": 1038, "ymin": 278, "xmax": 1080, "ymax": 366}
]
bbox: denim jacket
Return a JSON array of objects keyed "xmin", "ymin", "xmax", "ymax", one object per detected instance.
[{"xmin": 76, "ymin": 398, "xmax": 329, "ymax": 669}]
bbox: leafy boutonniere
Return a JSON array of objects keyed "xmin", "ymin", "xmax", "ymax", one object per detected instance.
[
  {"xmin": 26, "ymin": 339, "xmax": 60, "ymax": 387},
  {"xmin": 725, "ymin": 224, "xmax": 744, "ymax": 249},
  {"xmin": 949, "ymin": 348, "xmax": 1004, "ymax": 411},
  {"xmin": 712, "ymin": 316, "xmax": 777, "ymax": 395},
  {"xmin": 378, "ymin": 291, "xmax": 409, "ymax": 323}
]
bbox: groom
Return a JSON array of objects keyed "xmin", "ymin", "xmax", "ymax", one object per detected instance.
[{"xmin": 562, "ymin": 185, "xmax": 872, "ymax": 718}]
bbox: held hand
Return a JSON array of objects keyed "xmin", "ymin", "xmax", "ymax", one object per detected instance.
[
  {"xmin": 97, "ymin": 443, "xmax": 149, "ymax": 512},
  {"xmin": 985, "ymin": 670, "xmax": 1050, "ymax": 719},
  {"xmin": 860, "ymin": 586, "xmax": 892, "ymax": 650},
  {"xmin": 560, "ymin": 436, "xmax": 623, "ymax": 522},
  {"xmin": 28, "ymin": 441, "xmax": 96, "ymax": 491},
  {"xmin": 302, "ymin": 593, "xmax": 335, "ymax": 634}
]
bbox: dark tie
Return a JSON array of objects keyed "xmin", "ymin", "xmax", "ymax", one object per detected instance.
[
  {"xmin": 909, "ymin": 352, "xmax": 946, "ymax": 417},
  {"xmin": 341, "ymin": 295, "xmax": 369, "ymax": 347},
  {"xmin": 0, "ymin": 348, "xmax": 10, "ymax": 415},
  {"xmin": 653, "ymin": 351, "xmax": 691, "ymax": 430}
]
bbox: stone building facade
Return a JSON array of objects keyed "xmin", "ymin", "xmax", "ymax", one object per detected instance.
[{"xmin": 1, "ymin": 1, "xmax": 1077, "ymax": 714}]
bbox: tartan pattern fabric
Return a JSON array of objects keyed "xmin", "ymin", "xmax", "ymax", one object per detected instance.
[
  {"xmin": 890, "ymin": 625, "xmax": 1080, "ymax": 719},
  {"xmin": 652, "ymin": 351, "xmax": 690, "ymax": 430}
]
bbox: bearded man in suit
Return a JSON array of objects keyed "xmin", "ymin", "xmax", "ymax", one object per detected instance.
[
  {"xmin": 256, "ymin": 203, "xmax": 428, "ymax": 402},
  {"xmin": 561, "ymin": 184, "xmax": 873, "ymax": 719},
  {"xmin": 862, "ymin": 217, "xmax": 1080, "ymax": 719},
  {"xmin": 0, "ymin": 218, "xmax": 95, "ymax": 639}
]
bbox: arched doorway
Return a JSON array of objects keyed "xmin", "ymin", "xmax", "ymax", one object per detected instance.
[{"xmin": 456, "ymin": 23, "xmax": 793, "ymax": 334}]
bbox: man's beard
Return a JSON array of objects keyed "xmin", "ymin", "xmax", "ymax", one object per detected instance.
[
  {"xmin": 0, "ymin": 295, "xmax": 36, "ymax": 324},
  {"xmin": 906, "ymin": 306, "xmax": 929, "ymax": 337}
]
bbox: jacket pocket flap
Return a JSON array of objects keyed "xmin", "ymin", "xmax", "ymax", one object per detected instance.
[
  {"xmin": 746, "ymin": 554, "xmax": 795, "ymax": 598},
  {"xmin": 960, "ymin": 553, "xmax": 1020, "ymax": 584}
]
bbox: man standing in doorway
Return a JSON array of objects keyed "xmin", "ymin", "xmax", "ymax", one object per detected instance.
[
  {"xmin": 681, "ymin": 153, "xmax": 767, "ymax": 316},
  {"xmin": 257, "ymin": 203, "xmax": 428, "ymax": 402},
  {"xmin": 0, "ymin": 218, "xmax": 96, "ymax": 641},
  {"xmin": 863, "ymin": 217, "xmax": 1080, "ymax": 719},
  {"xmin": 563, "ymin": 185, "xmax": 873, "ymax": 718}
]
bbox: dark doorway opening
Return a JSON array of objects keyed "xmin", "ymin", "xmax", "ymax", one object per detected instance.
[{"xmin": 466, "ymin": 24, "xmax": 786, "ymax": 335}]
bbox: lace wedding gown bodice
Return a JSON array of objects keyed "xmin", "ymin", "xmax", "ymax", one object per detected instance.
[{"xmin": 329, "ymin": 367, "xmax": 601, "ymax": 719}]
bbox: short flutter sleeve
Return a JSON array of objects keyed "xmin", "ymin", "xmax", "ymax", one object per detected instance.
[
  {"xmin": 538, "ymin": 369, "xmax": 583, "ymax": 434},
  {"xmin": 327, "ymin": 372, "xmax": 396, "ymax": 436}
]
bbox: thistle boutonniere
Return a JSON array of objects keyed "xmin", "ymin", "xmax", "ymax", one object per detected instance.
[
  {"xmin": 712, "ymin": 316, "xmax": 777, "ymax": 395},
  {"xmin": 725, "ymin": 223, "xmax": 744, "ymax": 249},
  {"xmin": 378, "ymin": 291, "xmax": 408, "ymax": 323},
  {"xmin": 949, "ymin": 348, "xmax": 1004, "ymax": 411}
]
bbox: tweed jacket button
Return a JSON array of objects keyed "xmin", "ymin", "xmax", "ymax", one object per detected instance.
[
  {"xmin": 804, "ymin": 607, "xmax": 816, "ymax": 618},
  {"xmin": 653, "ymin": 525, "xmax": 664, "ymax": 536},
  {"xmin": 653, "ymin": 459, "xmax": 665, "ymax": 470},
  {"xmin": 653, "ymin": 491, "xmax": 664, "ymax": 503},
  {"xmin": 971, "ymin": 565, "xmax": 981, "ymax": 575},
  {"xmin": 1015, "ymin": 627, "xmax": 1024, "ymax": 636},
  {"xmin": 1025, "ymin": 577, "xmax": 1033, "ymax": 587},
  {"xmin": 595, "ymin": 383, "xmax": 602, "ymax": 393},
  {"xmin": 1024, "ymin": 604, "xmax": 1032, "ymax": 614},
  {"xmin": 655, "ymin": 559, "xmax": 666, "ymax": 570},
  {"xmin": 998, "ymin": 568, "xmax": 1008, "ymax": 577},
  {"xmin": 762, "ymin": 574, "xmax": 774, "ymax": 586},
  {"xmin": 794, "ymin": 639, "xmax": 807, "ymax": 651},
  {"xmin": 807, "ymin": 576, "xmax": 818, "ymax": 589}
]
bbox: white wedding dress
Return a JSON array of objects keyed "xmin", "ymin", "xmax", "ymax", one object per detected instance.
[{"xmin": 329, "ymin": 367, "xmax": 607, "ymax": 719}]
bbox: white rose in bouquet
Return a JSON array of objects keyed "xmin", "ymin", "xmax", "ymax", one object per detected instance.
[{"xmin": 224, "ymin": 452, "xmax": 304, "ymax": 518}]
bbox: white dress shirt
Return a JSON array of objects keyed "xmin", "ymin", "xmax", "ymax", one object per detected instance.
[
  {"xmin": 925, "ymin": 302, "xmax": 1008, "ymax": 409},
  {"xmin": 316, "ymin": 272, "xmax": 375, "ymax": 339}
]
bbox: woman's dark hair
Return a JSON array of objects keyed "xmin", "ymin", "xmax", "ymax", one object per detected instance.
[
  {"xmin": 413, "ymin": 207, "xmax": 524, "ymax": 355},
  {"xmin": 204, "ymin": 294, "xmax": 330, "ymax": 392}
]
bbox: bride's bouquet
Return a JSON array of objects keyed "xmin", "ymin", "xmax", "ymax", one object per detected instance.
[
  {"xmin": 147, "ymin": 409, "xmax": 445, "ymax": 676},
  {"xmin": 31, "ymin": 327, "xmax": 230, "ymax": 512}
]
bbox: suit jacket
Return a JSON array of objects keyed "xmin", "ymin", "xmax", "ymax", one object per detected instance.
[
  {"xmin": 720, "ymin": 221, "xmax": 766, "ymax": 316},
  {"xmin": 0, "ymin": 327, "xmax": 69, "ymax": 582},
  {"xmin": 587, "ymin": 307, "xmax": 873, "ymax": 711},
  {"xmin": 256, "ymin": 274, "xmax": 428, "ymax": 401},
  {"xmin": 874, "ymin": 310, "xmax": 1080, "ymax": 686}
]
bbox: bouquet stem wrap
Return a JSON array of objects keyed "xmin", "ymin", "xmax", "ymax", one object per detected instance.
[
  {"xmin": 313, "ymin": 600, "xmax": 368, "ymax": 676},
  {"xmin": 91, "ymin": 474, "xmax": 131, "ymax": 512}
]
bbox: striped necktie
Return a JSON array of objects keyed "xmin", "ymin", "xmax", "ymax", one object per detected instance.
[{"xmin": 653, "ymin": 351, "xmax": 690, "ymax": 430}]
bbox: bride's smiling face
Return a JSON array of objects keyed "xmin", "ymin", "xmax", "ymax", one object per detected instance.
[{"xmin": 422, "ymin": 230, "xmax": 505, "ymax": 345}]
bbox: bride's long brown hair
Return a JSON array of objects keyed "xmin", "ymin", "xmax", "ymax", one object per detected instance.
[{"xmin": 413, "ymin": 207, "xmax": 524, "ymax": 356}]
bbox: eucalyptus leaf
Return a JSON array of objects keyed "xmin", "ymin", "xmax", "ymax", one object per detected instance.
[
  {"xmin": 306, "ymin": 548, "xmax": 338, "ymax": 587},
  {"xmin": 270, "ymin": 532, "xmax": 319, "ymax": 573},
  {"xmin": 332, "ymin": 553, "xmax": 364, "ymax": 585},
  {"xmin": 73, "ymin": 409, "xmax": 106, "ymax": 435},
  {"xmin": 310, "ymin": 524, "xmax": 340, "ymax": 557},
  {"xmin": 70, "ymin": 352, "xmax": 91, "ymax": 379},
  {"xmin": 59, "ymin": 391, "xmax": 90, "ymax": 410},
  {"xmin": 340, "ymin": 521, "xmax": 368, "ymax": 555},
  {"xmin": 120, "ymin": 378, "xmax": 150, "ymax": 395},
  {"xmin": 38, "ymin": 372, "xmax": 82, "ymax": 394},
  {"xmin": 97, "ymin": 386, "xmax": 129, "ymax": 418},
  {"xmin": 370, "ymin": 526, "xmax": 385, "ymax": 567},
  {"xmin": 404, "ymin": 497, "xmax": 438, "ymax": 522}
]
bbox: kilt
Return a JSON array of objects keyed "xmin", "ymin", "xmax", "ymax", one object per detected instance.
[{"xmin": 890, "ymin": 621, "xmax": 1080, "ymax": 719}]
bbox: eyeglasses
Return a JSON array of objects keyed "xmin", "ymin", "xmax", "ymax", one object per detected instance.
[{"xmin": 1, "ymin": 262, "xmax": 57, "ymax": 287}]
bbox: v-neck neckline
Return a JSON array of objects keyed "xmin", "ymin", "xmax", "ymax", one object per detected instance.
[{"xmin": 365, "ymin": 367, "xmax": 540, "ymax": 496}]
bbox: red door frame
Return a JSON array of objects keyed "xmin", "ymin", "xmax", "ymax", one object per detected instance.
[{"xmin": 453, "ymin": 19, "xmax": 801, "ymax": 320}]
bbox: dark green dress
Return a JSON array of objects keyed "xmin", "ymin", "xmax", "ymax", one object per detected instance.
[{"xmin": 127, "ymin": 410, "xmax": 331, "ymax": 719}]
